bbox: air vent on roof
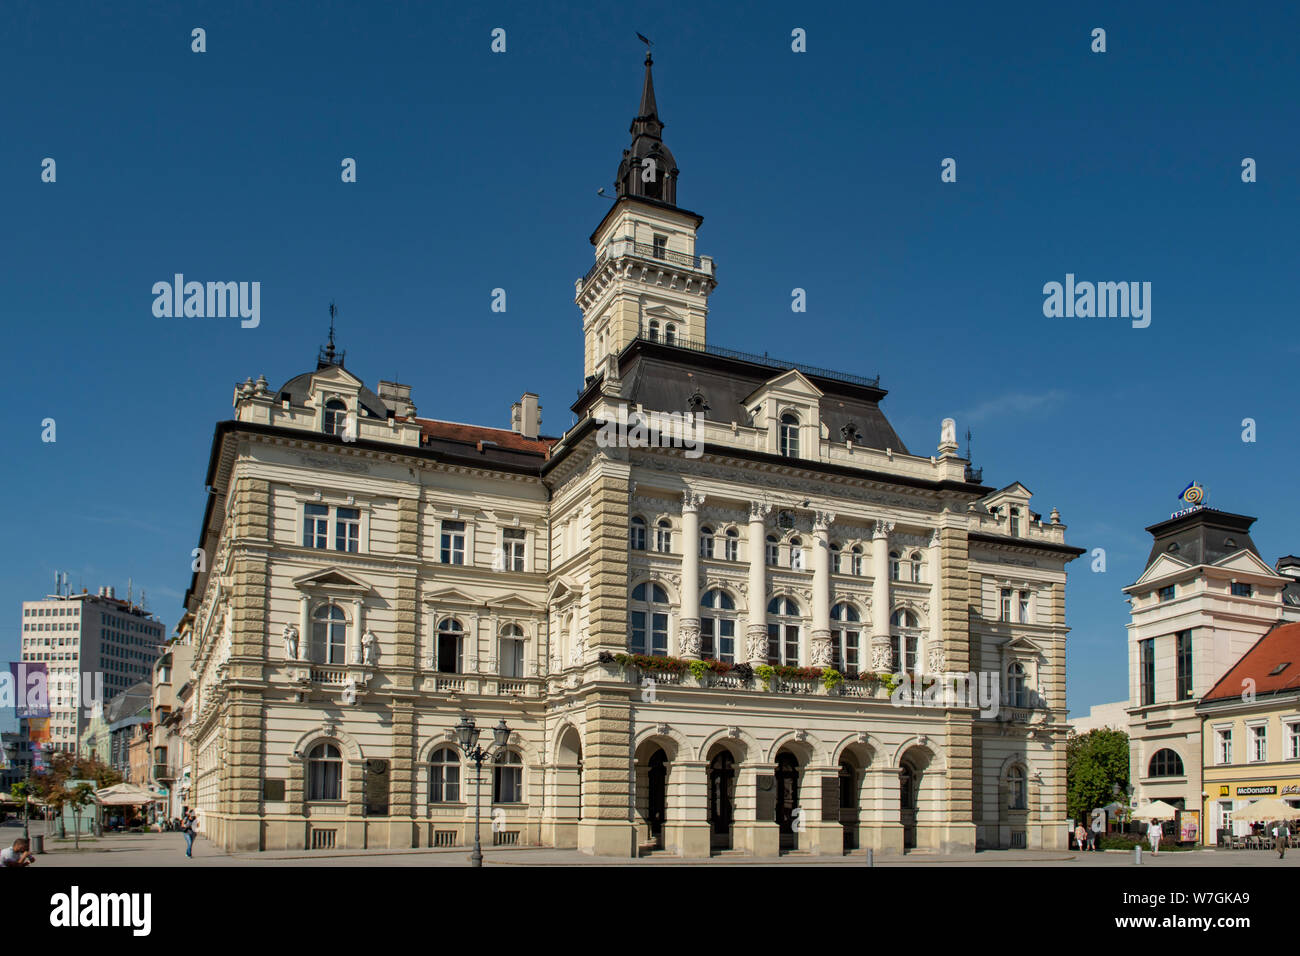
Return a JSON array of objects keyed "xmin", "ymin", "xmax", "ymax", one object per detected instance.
[
  {"xmin": 1225, "ymin": 538, "xmax": 1237, "ymax": 548},
  {"xmin": 1167, "ymin": 543, "xmax": 1179, "ymax": 552},
  {"xmin": 1269, "ymin": 662, "xmax": 1291, "ymax": 676}
]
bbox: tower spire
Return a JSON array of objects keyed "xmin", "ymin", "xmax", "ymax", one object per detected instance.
[
  {"xmin": 615, "ymin": 43, "xmax": 678, "ymax": 205},
  {"xmin": 318, "ymin": 302, "xmax": 346, "ymax": 369}
]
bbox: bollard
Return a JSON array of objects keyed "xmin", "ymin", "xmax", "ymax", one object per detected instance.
[
  {"xmin": 1134, "ymin": 844, "xmax": 1142, "ymax": 865},
  {"xmin": 866, "ymin": 848, "xmax": 874, "ymax": 867},
  {"xmin": 32, "ymin": 834, "xmax": 45, "ymax": 854}
]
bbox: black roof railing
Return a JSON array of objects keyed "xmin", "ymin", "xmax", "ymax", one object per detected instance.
[{"xmin": 636, "ymin": 323, "xmax": 881, "ymax": 389}]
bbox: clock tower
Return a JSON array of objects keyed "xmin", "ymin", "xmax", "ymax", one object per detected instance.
[{"xmin": 575, "ymin": 52, "xmax": 718, "ymax": 381}]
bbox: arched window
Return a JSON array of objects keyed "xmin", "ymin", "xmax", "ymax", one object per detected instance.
[
  {"xmin": 1008, "ymin": 766, "xmax": 1027, "ymax": 810},
  {"xmin": 630, "ymin": 516, "xmax": 647, "ymax": 551},
  {"xmin": 831, "ymin": 603, "xmax": 861, "ymax": 674},
  {"xmin": 493, "ymin": 750, "xmax": 523, "ymax": 803},
  {"xmin": 1148, "ymin": 749, "xmax": 1185, "ymax": 778},
  {"xmin": 899, "ymin": 761, "xmax": 918, "ymax": 811},
  {"xmin": 910, "ymin": 551, "xmax": 923, "ymax": 583},
  {"xmin": 890, "ymin": 609, "xmax": 919, "ymax": 673},
  {"xmin": 767, "ymin": 596, "xmax": 802, "ymax": 666},
  {"xmin": 699, "ymin": 525, "xmax": 715, "ymax": 559},
  {"xmin": 851, "ymin": 545, "xmax": 864, "ymax": 576},
  {"xmin": 322, "ymin": 399, "xmax": 347, "ymax": 436},
  {"xmin": 307, "ymin": 742, "xmax": 343, "ymax": 801},
  {"xmin": 665, "ymin": 323, "xmax": 677, "ymax": 345},
  {"xmin": 779, "ymin": 413, "xmax": 800, "ymax": 457},
  {"xmin": 499, "ymin": 623, "xmax": 525, "ymax": 678},
  {"xmin": 1007, "ymin": 661, "xmax": 1027, "ymax": 708},
  {"xmin": 701, "ymin": 589, "xmax": 737, "ymax": 663},
  {"xmin": 724, "ymin": 527, "xmax": 739, "ymax": 562},
  {"xmin": 789, "ymin": 536, "xmax": 804, "ymax": 570},
  {"xmin": 655, "ymin": 519, "xmax": 673, "ymax": 553},
  {"xmin": 436, "ymin": 618, "xmax": 463, "ymax": 673},
  {"xmin": 766, "ymin": 534, "xmax": 779, "ymax": 566},
  {"xmin": 312, "ymin": 604, "xmax": 348, "ymax": 665},
  {"xmin": 630, "ymin": 582, "xmax": 670, "ymax": 656},
  {"xmin": 1009, "ymin": 507, "xmax": 1021, "ymax": 537},
  {"xmin": 429, "ymin": 747, "xmax": 460, "ymax": 803},
  {"xmin": 648, "ymin": 319, "xmax": 660, "ymax": 342},
  {"xmin": 889, "ymin": 551, "xmax": 901, "ymax": 581},
  {"xmin": 829, "ymin": 542, "xmax": 842, "ymax": 573}
]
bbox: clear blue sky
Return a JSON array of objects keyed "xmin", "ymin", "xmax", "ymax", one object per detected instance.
[{"xmin": 2, "ymin": 0, "xmax": 1297, "ymax": 718}]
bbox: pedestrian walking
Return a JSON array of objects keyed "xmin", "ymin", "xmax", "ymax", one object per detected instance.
[
  {"xmin": 1148, "ymin": 819, "xmax": 1161, "ymax": 855},
  {"xmin": 1075, "ymin": 822, "xmax": 1087, "ymax": 852},
  {"xmin": 1274, "ymin": 821, "xmax": 1289, "ymax": 859},
  {"xmin": 181, "ymin": 807, "xmax": 196, "ymax": 858}
]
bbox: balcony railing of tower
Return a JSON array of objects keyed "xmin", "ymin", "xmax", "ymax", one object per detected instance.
[
  {"xmin": 636, "ymin": 322, "xmax": 881, "ymax": 390},
  {"xmin": 581, "ymin": 240, "xmax": 710, "ymax": 287}
]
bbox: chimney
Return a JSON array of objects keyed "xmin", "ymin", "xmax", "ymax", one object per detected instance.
[
  {"xmin": 511, "ymin": 393, "xmax": 542, "ymax": 440},
  {"xmin": 377, "ymin": 380, "xmax": 416, "ymax": 417}
]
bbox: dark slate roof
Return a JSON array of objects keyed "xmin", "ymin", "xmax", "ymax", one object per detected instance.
[
  {"xmin": 105, "ymin": 681, "xmax": 153, "ymax": 724},
  {"xmin": 276, "ymin": 371, "xmax": 390, "ymax": 420},
  {"xmin": 609, "ymin": 340, "xmax": 909, "ymax": 455},
  {"xmin": 1143, "ymin": 508, "xmax": 1260, "ymax": 571}
]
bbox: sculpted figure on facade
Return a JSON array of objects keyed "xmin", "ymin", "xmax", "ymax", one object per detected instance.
[{"xmin": 282, "ymin": 623, "xmax": 300, "ymax": 661}]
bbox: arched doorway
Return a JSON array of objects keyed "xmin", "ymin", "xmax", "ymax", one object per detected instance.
[
  {"xmin": 707, "ymin": 749, "xmax": 736, "ymax": 852},
  {"xmin": 775, "ymin": 751, "xmax": 801, "ymax": 852},
  {"xmin": 838, "ymin": 756, "xmax": 861, "ymax": 852},
  {"xmin": 899, "ymin": 760, "xmax": 919, "ymax": 849},
  {"xmin": 647, "ymin": 750, "xmax": 668, "ymax": 847}
]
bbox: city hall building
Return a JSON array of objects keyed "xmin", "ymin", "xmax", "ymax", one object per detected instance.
[{"xmin": 184, "ymin": 54, "xmax": 1082, "ymax": 856}]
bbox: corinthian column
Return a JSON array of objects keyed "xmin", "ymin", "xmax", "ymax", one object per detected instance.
[
  {"xmin": 746, "ymin": 502, "xmax": 771, "ymax": 665},
  {"xmin": 870, "ymin": 520, "xmax": 894, "ymax": 671},
  {"xmin": 678, "ymin": 491, "xmax": 706, "ymax": 660},
  {"xmin": 811, "ymin": 511, "xmax": 835, "ymax": 667}
]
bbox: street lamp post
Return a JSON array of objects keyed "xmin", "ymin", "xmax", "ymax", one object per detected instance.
[{"xmin": 455, "ymin": 714, "xmax": 511, "ymax": 868}]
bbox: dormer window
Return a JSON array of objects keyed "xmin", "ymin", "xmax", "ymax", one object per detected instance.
[
  {"xmin": 1009, "ymin": 507, "xmax": 1021, "ymax": 536},
  {"xmin": 322, "ymin": 399, "xmax": 347, "ymax": 436},
  {"xmin": 779, "ymin": 413, "xmax": 800, "ymax": 457}
]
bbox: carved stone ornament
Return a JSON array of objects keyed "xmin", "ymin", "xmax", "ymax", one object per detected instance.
[
  {"xmin": 678, "ymin": 620, "xmax": 701, "ymax": 658},
  {"xmin": 928, "ymin": 645, "xmax": 947, "ymax": 675},
  {"xmin": 810, "ymin": 638, "xmax": 833, "ymax": 667},
  {"xmin": 870, "ymin": 638, "xmax": 892, "ymax": 671}
]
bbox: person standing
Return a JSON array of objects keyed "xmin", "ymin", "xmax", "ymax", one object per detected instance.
[
  {"xmin": 1074, "ymin": 822, "xmax": 1088, "ymax": 852},
  {"xmin": 1275, "ymin": 820, "xmax": 1289, "ymax": 859},
  {"xmin": 1148, "ymin": 819, "xmax": 1161, "ymax": 855},
  {"xmin": 181, "ymin": 806, "xmax": 196, "ymax": 858}
]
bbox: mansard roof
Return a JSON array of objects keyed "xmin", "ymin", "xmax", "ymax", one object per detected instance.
[{"xmin": 1142, "ymin": 508, "xmax": 1262, "ymax": 572}]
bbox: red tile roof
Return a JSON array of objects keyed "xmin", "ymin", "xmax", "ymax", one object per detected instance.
[
  {"xmin": 1202, "ymin": 621, "xmax": 1300, "ymax": 702},
  {"xmin": 411, "ymin": 418, "xmax": 556, "ymax": 456}
]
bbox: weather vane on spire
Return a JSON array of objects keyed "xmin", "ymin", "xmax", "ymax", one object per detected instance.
[{"xmin": 636, "ymin": 31, "xmax": 653, "ymax": 62}]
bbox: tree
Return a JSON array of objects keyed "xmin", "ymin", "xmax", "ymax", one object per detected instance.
[
  {"xmin": 1067, "ymin": 728, "xmax": 1130, "ymax": 823},
  {"xmin": 67, "ymin": 783, "xmax": 95, "ymax": 850},
  {"xmin": 10, "ymin": 780, "xmax": 33, "ymax": 842}
]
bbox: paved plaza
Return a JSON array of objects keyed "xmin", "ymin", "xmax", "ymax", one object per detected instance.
[{"xmin": 11, "ymin": 825, "xmax": 1299, "ymax": 867}]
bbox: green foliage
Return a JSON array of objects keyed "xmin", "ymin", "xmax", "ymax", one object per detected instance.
[
  {"xmin": 754, "ymin": 664, "xmax": 775, "ymax": 690},
  {"xmin": 688, "ymin": 659, "xmax": 710, "ymax": 681},
  {"xmin": 821, "ymin": 668, "xmax": 844, "ymax": 691},
  {"xmin": 879, "ymin": 673, "xmax": 901, "ymax": 694},
  {"xmin": 1066, "ymin": 728, "xmax": 1130, "ymax": 822}
]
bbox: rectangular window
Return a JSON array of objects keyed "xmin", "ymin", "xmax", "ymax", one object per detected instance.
[
  {"xmin": 1018, "ymin": 591, "xmax": 1030, "ymax": 624},
  {"xmin": 500, "ymin": 638, "xmax": 524, "ymax": 678},
  {"xmin": 766, "ymin": 538, "xmax": 778, "ymax": 566},
  {"xmin": 1139, "ymin": 639, "xmax": 1155, "ymax": 706},
  {"xmin": 1176, "ymin": 630, "xmax": 1193, "ymax": 700},
  {"xmin": 502, "ymin": 528, "xmax": 526, "ymax": 572},
  {"xmin": 303, "ymin": 504, "xmax": 329, "ymax": 549},
  {"xmin": 1158, "ymin": 584, "xmax": 1175, "ymax": 602},
  {"xmin": 629, "ymin": 611, "xmax": 668, "ymax": 657},
  {"xmin": 1231, "ymin": 582, "xmax": 1254, "ymax": 598},
  {"xmin": 767, "ymin": 623, "xmax": 798, "ymax": 666},
  {"xmin": 335, "ymin": 507, "xmax": 360, "ymax": 552},
  {"xmin": 1216, "ymin": 728, "xmax": 1233, "ymax": 765},
  {"xmin": 1288, "ymin": 722, "xmax": 1300, "ymax": 760},
  {"xmin": 441, "ymin": 521, "xmax": 466, "ymax": 565},
  {"xmin": 652, "ymin": 234, "xmax": 667, "ymax": 259},
  {"xmin": 1251, "ymin": 724, "xmax": 1267, "ymax": 762},
  {"xmin": 999, "ymin": 589, "xmax": 1012, "ymax": 623},
  {"xmin": 436, "ymin": 633, "xmax": 461, "ymax": 674}
]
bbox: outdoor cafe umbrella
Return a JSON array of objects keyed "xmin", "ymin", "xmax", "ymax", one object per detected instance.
[
  {"xmin": 1230, "ymin": 797, "xmax": 1297, "ymax": 822},
  {"xmin": 1134, "ymin": 800, "xmax": 1179, "ymax": 820}
]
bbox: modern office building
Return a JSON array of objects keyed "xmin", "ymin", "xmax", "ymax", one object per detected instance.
[{"xmin": 19, "ymin": 586, "xmax": 168, "ymax": 754}]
